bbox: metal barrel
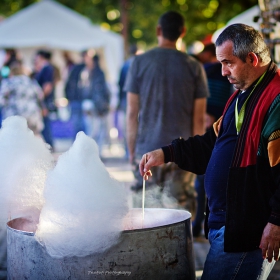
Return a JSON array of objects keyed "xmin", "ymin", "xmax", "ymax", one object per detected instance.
[{"xmin": 7, "ymin": 208, "xmax": 195, "ymax": 280}]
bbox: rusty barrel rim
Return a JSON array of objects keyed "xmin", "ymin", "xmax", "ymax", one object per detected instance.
[{"xmin": 6, "ymin": 208, "xmax": 191, "ymax": 235}]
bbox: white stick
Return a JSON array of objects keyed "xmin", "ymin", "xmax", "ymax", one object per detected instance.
[{"xmin": 142, "ymin": 154, "xmax": 147, "ymax": 221}]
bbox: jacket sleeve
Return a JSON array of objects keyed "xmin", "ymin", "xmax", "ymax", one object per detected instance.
[
  {"xmin": 65, "ymin": 64, "xmax": 83, "ymax": 101},
  {"xmin": 162, "ymin": 127, "xmax": 217, "ymax": 175},
  {"xmin": 264, "ymin": 98, "xmax": 280, "ymax": 225}
]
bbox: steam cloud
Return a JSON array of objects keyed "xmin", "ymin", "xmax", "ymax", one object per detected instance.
[
  {"xmin": 0, "ymin": 117, "xmax": 189, "ymax": 260},
  {"xmin": 35, "ymin": 132, "xmax": 129, "ymax": 258},
  {"xmin": 0, "ymin": 116, "xmax": 53, "ymax": 224}
]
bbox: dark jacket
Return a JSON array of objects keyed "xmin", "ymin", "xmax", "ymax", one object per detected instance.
[
  {"xmin": 162, "ymin": 62, "xmax": 280, "ymax": 252},
  {"xmin": 65, "ymin": 64, "xmax": 84, "ymax": 102},
  {"xmin": 65, "ymin": 63, "xmax": 110, "ymax": 116}
]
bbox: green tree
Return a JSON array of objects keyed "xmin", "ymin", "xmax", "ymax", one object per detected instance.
[{"xmin": 0, "ymin": 0, "xmax": 259, "ymax": 53}]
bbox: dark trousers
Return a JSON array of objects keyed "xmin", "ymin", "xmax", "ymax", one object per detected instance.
[
  {"xmin": 42, "ymin": 116, "xmax": 53, "ymax": 148},
  {"xmin": 192, "ymin": 174, "xmax": 206, "ymax": 237}
]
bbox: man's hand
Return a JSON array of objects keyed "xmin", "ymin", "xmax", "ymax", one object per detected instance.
[
  {"xmin": 259, "ymin": 222, "xmax": 280, "ymax": 262},
  {"xmin": 42, "ymin": 108, "xmax": 48, "ymax": 117},
  {"xmin": 43, "ymin": 82, "xmax": 53, "ymax": 97},
  {"xmin": 139, "ymin": 149, "xmax": 164, "ymax": 178}
]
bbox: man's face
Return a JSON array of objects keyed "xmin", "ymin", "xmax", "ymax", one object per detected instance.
[
  {"xmin": 83, "ymin": 53, "xmax": 94, "ymax": 69},
  {"xmin": 34, "ymin": 55, "xmax": 43, "ymax": 72},
  {"xmin": 216, "ymin": 40, "xmax": 252, "ymax": 91}
]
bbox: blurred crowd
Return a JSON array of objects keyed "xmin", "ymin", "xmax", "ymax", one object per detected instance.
[
  {"xmin": 0, "ymin": 11, "xmax": 234, "ymax": 238},
  {"xmin": 1, "ymin": 5, "xmax": 280, "ymax": 280},
  {"xmin": 0, "ymin": 48, "xmax": 112, "ymax": 153}
]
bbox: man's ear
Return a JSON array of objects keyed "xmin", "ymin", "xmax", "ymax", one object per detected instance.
[
  {"xmin": 248, "ymin": 52, "xmax": 258, "ymax": 66},
  {"xmin": 156, "ymin": 25, "xmax": 161, "ymax": 37},
  {"xmin": 180, "ymin": 26, "xmax": 187, "ymax": 38}
]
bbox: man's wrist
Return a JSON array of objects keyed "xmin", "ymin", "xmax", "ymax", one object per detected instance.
[
  {"xmin": 268, "ymin": 212, "xmax": 280, "ymax": 226},
  {"xmin": 161, "ymin": 145, "xmax": 174, "ymax": 163}
]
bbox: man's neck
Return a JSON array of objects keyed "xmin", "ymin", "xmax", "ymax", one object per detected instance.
[
  {"xmin": 158, "ymin": 38, "xmax": 177, "ymax": 49},
  {"xmin": 241, "ymin": 62, "xmax": 271, "ymax": 91},
  {"xmin": 41, "ymin": 60, "xmax": 49, "ymax": 68}
]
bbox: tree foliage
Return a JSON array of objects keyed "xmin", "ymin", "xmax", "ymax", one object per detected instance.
[{"xmin": 0, "ymin": 0, "xmax": 259, "ymax": 50}]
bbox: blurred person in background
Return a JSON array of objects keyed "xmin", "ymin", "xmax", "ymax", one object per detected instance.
[
  {"xmin": 125, "ymin": 11, "xmax": 209, "ymax": 213},
  {"xmin": 118, "ymin": 44, "xmax": 138, "ymax": 113},
  {"xmin": 117, "ymin": 44, "xmax": 138, "ymax": 160},
  {"xmin": 65, "ymin": 51, "xmax": 110, "ymax": 155},
  {"xmin": 0, "ymin": 61, "xmax": 44, "ymax": 135},
  {"xmin": 34, "ymin": 50, "xmax": 55, "ymax": 148},
  {"xmin": 0, "ymin": 49, "xmax": 18, "ymax": 80},
  {"xmin": 0, "ymin": 60, "xmax": 44, "ymax": 280},
  {"xmin": 196, "ymin": 43, "xmax": 233, "ymax": 126},
  {"xmin": 192, "ymin": 43, "xmax": 232, "ymax": 238},
  {"xmin": 62, "ymin": 51, "xmax": 75, "ymax": 83},
  {"xmin": 0, "ymin": 49, "xmax": 20, "ymax": 129}
]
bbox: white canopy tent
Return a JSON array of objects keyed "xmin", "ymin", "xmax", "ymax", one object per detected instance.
[
  {"xmin": 0, "ymin": 0, "xmax": 124, "ymax": 101},
  {"xmin": 212, "ymin": 5, "xmax": 260, "ymax": 43}
]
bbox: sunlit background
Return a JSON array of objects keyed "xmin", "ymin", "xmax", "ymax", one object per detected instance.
[{"xmin": 1, "ymin": 0, "xmax": 258, "ymax": 56}]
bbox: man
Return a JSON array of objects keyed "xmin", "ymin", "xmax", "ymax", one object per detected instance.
[
  {"xmin": 192, "ymin": 43, "xmax": 233, "ymax": 237},
  {"xmin": 117, "ymin": 44, "xmax": 138, "ymax": 159},
  {"xmin": 139, "ymin": 24, "xmax": 280, "ymax": 279},
  {"xmin": 125, "ymin": 11, "xmax": 208, "ymax": 211},
  {"xmin": 34, "ymin": 50, "xmax": 55, "ymax": 148},
  {"xmin": 65, "ymin": 51, "xmax": 110, "ymax": 153},
  {"xmin": 196, "ymin": 43, "xmax": 233, "ymax": 125},
  {"xmin": 118, "ymin": 44, "xmax": 138, "ymax": 114}
]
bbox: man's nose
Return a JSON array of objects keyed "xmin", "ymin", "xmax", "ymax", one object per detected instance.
[{"xmin": 221, "ymin": 65, "xmax": 230, "ymax": 77}]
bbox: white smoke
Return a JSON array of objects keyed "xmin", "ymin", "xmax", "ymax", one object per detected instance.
[
  {"xmin": 0, "ymin": 119, "xmax": 188, "ymax": 259},
  {"xmin": 35, "ymin": 132, "xmax": 129, "ymax": 258},
  {"xmin": 133, "ymin": 185, "xmax": 183, "ymax": 210},
  {"xmin": 0, "ymin": 116, "xmax": 53, "ymax": 223},
  {"xmin": 123, "ymin": 208, "xmax": 190, "ymax": 231}
]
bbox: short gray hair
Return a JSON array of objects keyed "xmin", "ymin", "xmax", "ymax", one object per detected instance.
[{"xmin": 215, "ymin": 24, "xmax": 271, "ymax": 63}]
